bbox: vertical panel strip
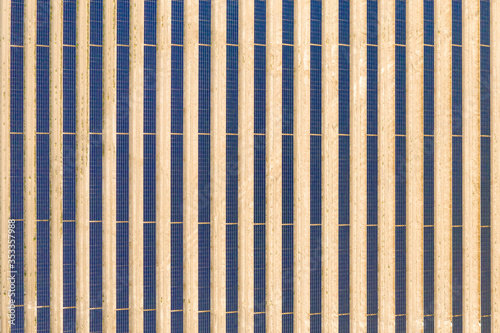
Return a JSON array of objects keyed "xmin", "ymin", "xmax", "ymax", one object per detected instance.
[
  {"xmin": 379, "ymin": 0, "xmax": 395, "ymax": 331},
  {"xmin": 238, "ymin": 0, "xmax": 254, "ymax": 329},
  {"xmin": 226, "ymin": 0, "xmax": 238, "ymax": 331},
  {"xmin": 24, "ymin": 0, "xmax": 37, "ymax": 329},
  {"xmin": 102, "ymin": 0, "xmax": 117, "ymax": 329},
  {"xmin": 184, "ymin": 0, "xmax": 199, "ymax": 330},
  {"xmin": 212, "ymin": 0, "xmax": 226, "ymax": 330},
  {"xmin": 351, "ymin": 0, "xmax": 367, "ymax": 330},
  {"xmin": 156, "ymin": 0, "xmax": 171, "ymax": 331},
  {"xmin": 267, "ymin": 0, "xmax": 282, "ymax": 330},
  {"xmin": 490, "ymin": 0, "xmax": 499, "ymax": 330},
  {"xmin": 322, "ymin": 0, "xmax": 339, "ymax": 330},
  {"xmin": 406, "ymin": 0, "xmax": 424, "ymax": 331}
]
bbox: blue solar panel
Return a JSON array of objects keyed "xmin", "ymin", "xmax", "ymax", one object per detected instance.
[
  {"xmin": 453, "ymin": 316, "xmax": 462, "ymax": 332},
  {"xmin": 117, "ymin": 0, "xmax": 130, "ymax": 45},
  {"xmin": 452, "ymin": 46, "xmax": 462, "ymax": 135},
  {"xmin": 452, "ymin": 0, "xmax": 462, "ymax": 45},
  {"xmin": 90, "ymin": 0, "xmax": 103, "ymax": 45},
  {"xmin": 144, "ymin": 0, "xmax": 156, "ymax": 45},
  {"xmin": 199, "ymin": 135, "xmax": 210, "ymax": 222},
  {"xmin": 424, "ymin": 46, "xmax": 434, "ymax": 135},
  {"xmin": 367, "ymin": 136, "xmax": 377, "ymax": 225},
  {"xmin": 171, "ymin": 311, "xmax": 183, "ymax": 332},
  {"xmin": 254, "ymin": 45, "xmax": 266, "ymax": 134},
  {"xmin": 423, "ymin": 226, "xmax": 434, "ymax": 316},
  {"xmin": 90, "ymin": 308, "xmax": 103, "ymax": 332},
  {"xmin": 90, "ymin": 135, "xmax": 103, "ymax": 221},
  {"xmin": 481, "ymin": 227, "xmax": 491, "ymax": 316},
  {"xmin": 367, "ymin": 315, "xmax": 378, "ymax": 333},
  {"xmin": 396, "ymin": 0, "xmax": 406, "ymax": 45},
  {"xmin": 199, "ymin": 46, "xmax": 211, "ymax": 133},
  {"xmin": 172, "ymin": 45, "xmax": 184, "ymax": 133},
  {"xmin": 254, "ymin": 136, "xmax": 266, "ymax": 224},
  {"xmin": 282, "ymin": 224, "xmax": 293, "ymax": 313},
  {"xmin": 171, "ymin": 135, "xmax": 183, "ymax": 222},
  {"xmin": 283, "ymin": 0, "xmax": 293, "ymax": 45},
  {"xmin": 424, "ymin": 137, "xmax": 434, "ymax": 226},
  {"xmin": 367, "ymin": 0, "xmax": 377, "ymax": 45},
  {"xmin": 63, "ymin": 307, "xmax": 76, "ymax": 332},
  {"xmin": 116, "ymin": 309, "xmax": 129, "ymax": 333},
  {"xmin": 172, "ymin": 0, "xmax": 184, "ymax": 45},
  {"xmin": 311, "ymin": 136, "xmax": 321, "ymax": 224},
  {"xmin": 367, "ymin": 226, "xmax": 377, "ymax": 315},
  {"xmin": 339, "ymin": 0, "xmax": 349, "ymax": 45},
  {"xmin": 90, "ymin": 46, "xmax": 103, "ymax": 133},
  {"xmin": 199, "ymin": 0, "xmax": 211, "ymax": 45},
  {"xmin": 367, "ymin": 45, "xmax": 378, "ymax": 135},
  {"xmin": 311, "ymin": 314, "xmax": 321, "ymax": 332},
  {"xmin": 395, "ymin": 45, "xmax": 406, "ymax": 135},
  {"xmin": 396, "ymin": 136, "xmax": 406, "ymax": 226},
  {"xmin": 11, "ymin": 306, "xmax": 24, "ymax": 333},
  {"xmin": 282, "ymin": 136, "xmax": 293, "ymax": 224},
  {"xmin": 11, "ymin": 0, "xmax": 23, "ymax": 46},
  {"xmin": 311, "ymin": 0, "xmax": 321, "ymax": 45},
  {"xmin": 227, "ymin": 45, "xmax": 238, "ymax": 134},
  {"xmin": 144, "ymin": 46, "xmax": 156, "ymax": 134},
  {"xmin": 227, "ymin": 135, "xmax": 238, "ymax": 223},
  {"xmin": 481, "ymin": 137, "xmax": 490, "ymax": 226},
  {"xmin": 144, "ymin": 309, "xmax": 156, "ymax": 332},
  {"xmin": 117, "ymin": 46, "xmax": 129, "ymax": 133},
  {"xmin": 339, "ymin": 225, "xmax": 349, "ymax": 314},
  {"xmin": 227, "ymin": 0, "xmax": 238, "ymax": 45},
  {"xmin": 452, "ymin": 227, "xmax": 462, "ymax": 316},
  {"xmin": 37, "ymin": 221, "xmax": 50, "ymax": 306},
  {"xmin": 63, "ymin": 46, "xmax": 77, "ymax": 133},
  {"xmin": 37, "ymin": 0, "xmax": 50, "ymax": 45},
  {"xmin": 13, "ymin": 220, "xmax": 24, "ymax": 305},
  {"xmin": 37, "ymin": 306, "xmax": 51, "ymax": 332},
  {"xmin": 311, "ymin": 225, "xmax": 322, "ymax": 314},
  {"xmin": 144, "ymin": 136, "xmax": 156, "ymax": 222},
  {"xmin": 226, "ymin": 224, "xmax": 238, "ymax": 311},
  {"xmin": 480, "ymin": 0, "xmax": 490, "ymax": 46},
  {"xmin": 63, "ymin": 134, "xmax": 76, "ymax": 221},
  {"xmin": 282, "ymin": 45, "xmax": 293, "ymax": 134},
  {"xmin": 144, "ymin": 223, "xmax": 156, "ymax": 309},
  {"xmin": 254, "ymin": 224, "xmax": 265, "ymax": 313},
  {"xmin": 198, "ymin": 223, "xmax": 211, "ymax": 311},
  {"xmin": 116, "ymin": 135, "xmax": 129, "ymax": 221},
  {"xmin": 395, "ymin": 226, "xmax": 406, "ymax": 315},
  {"xmin": 311, "ymin": 45, "xmax": 322, "ymax": 135},
  {"xmin": 339, "ymin": 314, "xmax": 350, "ymax": 332},
  {"xmin": 424, "ymin": 316, "xmax": 434, "ymax": 332},
  {"xmin": 116, "ymin": 222, "xmax": 129, "ymax": 309},
  {"xmin": 283, "ymin": 313, "xmax": 293, "ymax": 332},
  {"xmin": 255, "ymin": 313, "xmax": 266, "ymax": 333},
  {"xmin": 423, "ymin": 0, "xmax": 434, "ymax": 45},
  {"xmin": 90, "ymin": 222, "xmax": 103, "ymax": 309},
  {"xmin": 254, "ymin": 0, "xmax": 266, "ymax": 45},
  {"xmin": 396, "ymin": 315, "xmax": 406, "ymax": 332},
  {"xmin": 227, "ymin": 311, "xmax": 238, "ymax": 333},
  {"xmin": 199, "ymin": 311, "xmax": 211, "ymax": 332},
  {"xmin": 37, "ymin": 134, "xmax": 50, "ymax": 219},
  {"xmin": 10, "ymin": 47, "xmax": 23, "ymax": 133},
  {"xmin": 63, "ymin": 0, "xmax": 76, "ymax": 45},
  {"xmin": 37, "ymin": 46, "xmax": 50, "ymax": 133},
  {"xmin": 339, "ymin": 46, "xmax": 350, "ymax": 135},
  {"xmin": 63, "ymin": 222, "xmax": 76, "ymax": 308},
  {"xmin": 171, "ymin": 223, "xmax": 183, "ymax": 310},
  {"xmin": 339, "ymin": 136, "xmax": 350, "ymax": 225},
  {"xmin": 11, "ymin": 134, "xmax": 23, "ymax": 219},
  {"xmin": 481, "ymin": 46, "xmax": 490, "ymax": 136}
]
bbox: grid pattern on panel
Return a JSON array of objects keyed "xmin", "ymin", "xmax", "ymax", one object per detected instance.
[
  {"xmin": 10, "ymin": 6, "xmax": 25, "ymax": 323},
  {"xmin": 282, "ymin": 0, "xmax": 294, "ymax": 326},
  {"xmin": 423, "ymin": 2, "xmax": 434, "ymax": 329},
  {"xmin": 338, "ymin": 1, "xmax": 350, "ymax": 328},
  {"xmin": 143, "ymin": 0, "xmax": 157, "ymax": 327},
  {"xmin": 480, "ymin": 1, "xmax": 491, "ymax": 330},
  {"xmin": 171, "ymin": 0, "xmax": 184, "ymax": 327},
  {"xmin": 36, "ymin": 0, "xmax": 51, "ymax": 327},
  {"xmin": 254, "ymin": 1, "xmax": 266, "ymax": 330},
  {"xmin": 62, "ymin": 0, "xmax": 77, "ymax": 327},
  {"xmin": 198, "ymin": 1, "xmax": 211, "ymax": 328},
  {"xmin": 310, "ymin": 0, "xmax": 322, "ymax": 329},
  {"xmin": 451, "ymin": 1, "xmax": 463, "ymax": 329},
  {"xmin": 395, "ymin": 0, "xmax": 407, "ymax": 330},
  {"xmin": 89, "ymin": 0, "xmax": 103, "ymax": 329},
  {"xmin": 366, "ymin": 1, "xmax": 377, "ymax": 329},
  {"xmin": 116, "ymin": 0, "xmax": 130, "ymax": 327},
  {"xmin": 226, "ymin": 1, "xmax": 239, "ymax": 329}
]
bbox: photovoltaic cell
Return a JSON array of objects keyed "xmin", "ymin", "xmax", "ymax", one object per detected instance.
[
  {"xmin": 144, "ymin": 135, "xmax": 156, "ymax": 222},
  {"xmin": 199, "ymin": 0, "xmax": 211, "ymax": 45},
  {"xmin": 227, "ymin": 312, "xmax": 238, "ymax": 333},
  {"xmin": 283, "ymin": 0, "xmax": 293, "ymax": 45},
  {"xmin": 144, "ymin": 310, "xmax": 156, "ymax": 333},
  {"xmin": 255, "ymin": 313, "xmax": 266, "ymax": 333},
  {"xmin": 254, "ymin": 224, "xmax": 266, "ymax": 313},
  {"xmin": 283, "ymin": 313, "xmax": 293, "ymax": 332},
  {"xmin": 11, "ymin": 220, "xmax": 24, "ymax": 306},
  {"xmin": 171, "ymin": 311, "xmax": 183, "ymax": 332},
  {"xmin": 37, "ymin": 221, "xmax": 50, "ymax": 306},
  {"xmin": 37, "ymin": 134, "xmax": 50, "ymax": 220},
  {"xmin": 198, "ymin": 223, "xmax": 211, "ymax": 311},
  {"xmin": 395, "ymin": 45, "xmax": 406, "ymax": 135},
  {"xmin": 481, "ymin": 46, "xmax": 490, "ymax": 136},
  {"xmin": 396, "ymin": 0, "xmax": 406, "ymax": 45},
  {"xmin": 198, "ymin": 135, "xmax": 211, "ymax": 222},
  {"xmin": 227, "ymin": 0, "xmax": 238, "ymax": 45},
  {"xmin": 199, "ymin": 311, "xmax": 211, "ymax": 332},
  {"xmin": 144, "ymin": 46, "xmax": 156, "ymax": 134},
  {"xmin": 367, "ymin": 136, "xmax": 377, "ymax": 225},
  {"xmin": 424, "ymin": 137, "xmax": 434, "ymax": 226},
  {"xmin": 63, "ymin": 307, "xmax": 76, "ymax": 332},
  {"xmin": 396, "ymin": 226, "xmax": 406, "ymax": 315},
  {"xmin": 199, "ymin": 45, "xmax": 211, "ymax": 132},
  {"xmin": 254, "ymin": 45, "xmax": 266, "ymax": 134},
  {"xmin": 311, "ymin": 45, "xmax": 322, "ymax": 135},
  {"xmin": 171, "ymin": 223, "xmax": 184, "ymax": 310},
  {"xmin": 283, "ymin": 45, "xmax": 293, "ymax": 134},
  {"xmin": 452, "ymin": 227, "xmax": 463, "ymax": 316},
  {"xmin": 227, "ymin": 135, "xmax": 238, "ymax": 223},
  {"xmin": 37, "ymin": 0, "xmax": 50, "ymax": 45},
  {"xmin": 63, "ymin": 222, "xmax": 76, "ymax": 308},
  {"xmin": 339, "ymin": 225, "xmax": 350, "ymax": 315},
  {"xmin": 90, "ymin": 134, "xmax": 103, "ymax": 221},
  {"xmin": 339, "ymin": 136, "xmax": 350, "ymax": 225},
  {"xmin": 367, "ymin": 0, "xmax": 377, "ymax": 45},
  {"xmin": 144, "ymin": 0, "xmax": 156, "ymax": 45},
  {"xmin": 63, "ymin": 0, "xmax": 76, "ymax": 45},
  {"xmin": 452, "ymin": 46, "xmax": 462, "ymax": 136},
  {"xmin": 367, "ymin": 45, "xmax": 378, "ymax": 135},
  {"xmin": 90, "ymin": 0, "xmax": 103, "ymax": 45},
  {"xmin": 37, "ymin": 46, "xmax": 50, "ymax": 133},
  {"xmin": 396, "ymin": 136, "xmax": 406, "ymax": 226},
  {"xmin": 255, "ymin": 0, "xmax": 266, "ymax": 45},
  {"xmin": 90, "ymin": 308, "xmax": 103, "ymax": 332},
  {"xmin": 172, "ymin": 46, "xmax": 184, "ymax": 133},
  {"xmin": 453, "ymin": 316, "xmax": 462, "ymax": 333},
  {"xmin": 282, "ymin": 136, "xmax": 293, "ymax": 224},
  {"xmin": 144, "ymin": 223, "xmax": 156, "ymax": 309},
  {"xmin": 171, "ymin": 135, "xmax": 183, "ymax": 222},
  {"xmin": 63, "ymin": 46, "xmax": 77, "ymax": 134},
  {"xmin": 452, "ymin": 0, "xmax": 462, "ymax": 46},
  {"xmin": 282, "ymin": 224, "xmax": 293, "ymax": 313},
  {"xmin": 367, "ymin": 226, "xmax": 378, "ymax": 315},
  {"xmin": 255, "ymin": 136, "xmax": 266, "ymax": 224},
  {"xmin": 116, "ymin": 309, "xmax": 129, "ymax": 333},
  {"xmin": 480, "ymin": 0, "xmax": 490, "ymax": 46},
  {"xmin": 117, "ymin": 0, "xmax": 130, "ymax": 45},
  {"xmin": 424, "ymin": 0, "xmax": 434, "ymax": 45},
  {"xmin": 226, "ymin": 224, "xmax": 238, "ymax": 312},
  {"xmin": 116, "ymin": 222, "xmax": 129, "ymax": 309},
  {"xmin": 424, "ymin": 48, "xmax": 434, "ymax": 136},
  {"xmin": 367, "ymin": 315, "xmax": 378, "ymax": 333},
  {"xmin": 90, "ymin": 222, "xmax": 103, "ymax": 309},
  {"xmin": 116, "ymin": 135, "xmax": 129, "ymax": 221},
  {"xmin": 10, "ymin": 47, "xmax": 23, "ymax": 133},
  {"xmin": 311, "ymin": 136, "xmax": 321, "ymax": 224},
  {"xmin": 311, "ymin": 226, "xmax": 322, "ymax": 314},
  {"xmin": 117, "ymin": 46, "xmax": 129, "ymax": 133},
  {"xmin": 172, "ymin": 0, "xmax": 184, "ymax": 45},
  {"xmin": 63, "ymin": 134, "xmax": 76, "ymax": 221},
  {"xmin": 481, "ymin": 137, "xmax": 490, "ymax": 226},
  {"xmin": 11, "ymin": 134, "xmax": 23, "ymax": 219},
  {"xmin": 424, "ymin": 226, "xmax": 434, "ymax": 316},
  {"xmin": 311, "ymin": 314, "xmax": 321, "ymax": 332},
  {"xmin": 38, "ymin": 306, "xmax": 50, "ymax": 332},
  {"xmin": 396, "ymin": 315, "xmax": 406, "ymax": 332},
  {"xmin": 339, "ymin": 46, "xmax": 350, "ymax": 135},
  {"xmin": 11, "ymin": 0, "xmax": 23, "ymax": 46},
  {"xmin": 339, "ymin": 314, "xmax": 349, "ymax": 332},
  {"xmin": 227, "ymin": 45, "xmax": 238, "ymax": 134},
  {"xmin": 90, "ymin": 46, "xmax": 103, "ymax": 133},
  {"xmin": 311, "ymin": 0, "xmax": 321, "ymax": 45},
  {"xmin": 339, "ymin": 0, "xmax": 349, "ymax": 45}
]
